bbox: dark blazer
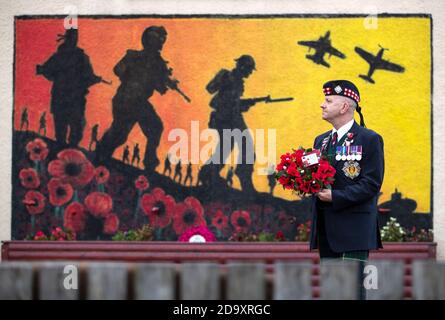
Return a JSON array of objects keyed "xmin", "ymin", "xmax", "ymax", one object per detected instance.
[{"xmin": 310, "ymin": 121, "xmax": 384, "ymax": 252}]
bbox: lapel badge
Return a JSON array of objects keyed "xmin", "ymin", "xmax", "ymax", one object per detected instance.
[{"xmin": 342, "ymin": 161, "xmax": 361, "ymax": 179}]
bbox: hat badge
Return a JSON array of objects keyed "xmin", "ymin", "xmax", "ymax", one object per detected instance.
[{"xmin": 334, "ymin": 85, "xmax": 342, "ymax": 93}]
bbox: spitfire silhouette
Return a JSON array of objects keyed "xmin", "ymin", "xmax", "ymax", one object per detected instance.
[
  {"xmin": 355, "ymin": 45, "xmax": 405, "ymax": 84},
  {"xmin": 297, "ymin": 31, "xmax": 346, "ymax": 68}
]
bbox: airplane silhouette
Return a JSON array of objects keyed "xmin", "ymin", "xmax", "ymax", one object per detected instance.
[
  {"xmin": 354, "ymin": 45, "xmax": 405, "ymax": 84},
  {"xmin": 297, "ymin": 31, "xmax": 346, "ymax": 68}
]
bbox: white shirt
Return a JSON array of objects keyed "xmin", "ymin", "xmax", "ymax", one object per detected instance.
[{"xmin": 332, "ymin": 119, "xmax": 355, "ymax": 142}]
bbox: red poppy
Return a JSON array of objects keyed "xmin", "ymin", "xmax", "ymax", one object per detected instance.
[
  {"xmin": 51, "ymin": 227, "xmax": 69, "ymax": 240},
  {"xmin": 103, "ymin": 214, "xmax": 120, "ymax": 234},
  {"xmin": 34, "ymin": 231, "xmax": 47, "ymax": 240},
  {"xmin": 84, "ymin": 192, "xmax": 113, "ymax": 218},
  {"xmin": 291, "ymin": 149, "xmax": 305, "ymax": 167},
  {"xmin": 299, "ymin": 181, "xmax": 311, "ymax": 194},
  {"xmin": 275, "ymin": 231, "xmax": 285, "ymax": 241},
  {"xmin": 26, "ymin": 138, "xmax": 49, "ymax": 161},
  {"xmin": 63, "ymin": 202, "xmax": 87, "ymax": 233},
  {"xmin": 211, "ymin": 210, "xmax": 228, "ymax": 231},
  {"xmin": 310, "ymin": 181, "xmax": 321, "ymax": 194},
  {"xmin": 173, "ymin": 196, "xmax": 206, "ymax": 235},
  {"xmin": 48, "ymin": 178, "xmax": 74, "ymax": 207},
  {"xmin": 278, "ymin": 176, "xmax": 293, "ymax": 190},
  {"xmin": 230, "ymin": 210, "xmax": 251, "ymax": 232},
  {"xmin": 48, "ymin": 149, "xmax": 95, "ymax": 187},
  {"xmin": 23, "ymin": 190, "xmax": 46, "ymax": 215},
  {"xmin": 95, "ymin": 166, "xmax": 110, "ymax": 184},
  {"xmin": 135, "ymin": 175, "xmax": 149, "ymax": 191},
  {"xmin": 141, "ymin": 187, "xmax": 175, "ymax": 228},
  {"xmin": 317, "ymin": 159, "xmax": 336, "ymax": 178},
  {"xmin": 286, "ymin": 165, "xmax": 301, "ymax": 178},
  {"xmin": 19, "ymin": 168, "xmax": 40, "ymax": 189}
]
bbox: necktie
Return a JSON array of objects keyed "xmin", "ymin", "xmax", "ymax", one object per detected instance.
[{"xmin": 331, "ymin": 132, "xmax": 338, "ymax": 146}]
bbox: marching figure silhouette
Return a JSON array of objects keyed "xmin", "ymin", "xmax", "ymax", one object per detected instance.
[
  {"xmin": 20, "ymin": 107, "xmax": 29, "ymax": 131},
  {"xmin": 97, "ymin": 26, "xmax": 182, "ymax": 174},
  {"xmin": 198, "ymin": 55, "xmax": 258, "ymax": 194},
  {"xmin": 89, "ymin": 124, "xmax": 99, "ymax": 151},
  {"xmin": 184, "ymin": 163, "xmax": 193, "ymax": 186},
  {"xmin": 163, "ymin": 153, "xmax": 172, "ymax": 177},
  {"xmin": 38, "ymin": 111, "xmax": 47, "ymax": 136},
  {"xmin": 131, "ymin": 143, "xmax": 141, "ymax": 168},
  {"xmin": 36, "ymin": 28, "xmax": 103, "ymax": 147},
  {"xmin": 173, "ymin": 159, "xmax": 183, "ymax": 184},
  {"xmin": 122, "ymin": 145, "xmax": 130, "ymax": 164},
  {"xmin": 226, "ymin": 166, "xmax": 234, "ymax": 188},
  {"xmin": 267, "ymin": 164, "xmax": 277, "ymax": 195}
]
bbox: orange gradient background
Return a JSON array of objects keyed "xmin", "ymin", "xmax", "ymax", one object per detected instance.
[{"xmin": 14, "ymin": 17, "xmax": 431, "ymax": 212}]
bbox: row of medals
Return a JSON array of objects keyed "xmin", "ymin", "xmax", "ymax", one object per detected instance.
[{"xmin": 335, "ymin": 145, "xmax": 362, "ymax": 161}]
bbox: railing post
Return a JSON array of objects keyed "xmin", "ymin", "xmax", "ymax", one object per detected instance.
[
  {"xmin": 134, "ymin": 263, "xmax": 176, "ymax": 300},
  {"xmin": 273, "ymin": 261, "xmax": 312, "ymax": 300},
  {"xmin": 320, "ymin": 260, "xmax": 359, "ymax": 300},
  {"xmin": 226, "ymin": 262, "xmax": 266, "ymax": 300},
  {"xmin": 0, "ymin": 262, "xmax": 33, "ymax": 300},
  {"xmin": 412, "ymin": 260, "xmax": 445, "ymax": 299},
  {"xmin": 38, "ymin": 262, "xmax": 80, "ymax": 300},
  {"xmin": 86, "ymin": 262, "xmax": 128, "ymax": 300}
]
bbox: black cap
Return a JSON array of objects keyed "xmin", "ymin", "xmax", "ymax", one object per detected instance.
[
  {"xmin": 323, "ymin": 79, "xmax": 365, "ymax": 127},
  {"xmin": 235, "ymin": 55, "xmax": 256, "ymax": 70},
  {"xmin": 57, "ymin": 28, "xmax": 78, "ymax": 42}
]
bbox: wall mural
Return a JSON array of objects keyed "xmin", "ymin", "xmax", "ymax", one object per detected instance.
[{"xmin": 12, "ymin": 15, "xmax": 432, "ymax": 241}]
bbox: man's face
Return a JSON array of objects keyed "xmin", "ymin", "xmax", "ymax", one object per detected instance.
[{"xmin": 320, "ymin": 95, "xmax": 346, "ymax": 122}]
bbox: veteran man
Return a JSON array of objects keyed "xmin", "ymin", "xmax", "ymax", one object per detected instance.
[{"xmin": 310, "ymin": 80, "xmax": 385, "ymax": 298}]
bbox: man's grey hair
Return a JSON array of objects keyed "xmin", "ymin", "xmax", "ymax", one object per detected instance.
[{"xmin": 341, "ymin": 96, "xmax": 357, "ymax": 111}]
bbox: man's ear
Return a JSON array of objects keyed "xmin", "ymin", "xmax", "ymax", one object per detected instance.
[{"xmin": 340, "ymin": 101, "xmax": 349, "ymax": 114}]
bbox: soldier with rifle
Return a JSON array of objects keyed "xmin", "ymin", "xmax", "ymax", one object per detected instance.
[
  {"xmin": 97, "ymin": 26, "xmax": 190, "ymax": 173},
  {"xmin": 198, "ymin": 55, "xmax": 293, "ymax": 194}
]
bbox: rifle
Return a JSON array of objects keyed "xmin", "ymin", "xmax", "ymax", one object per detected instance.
[
  {"xmin": 248, "ymin": 95, "xmax": 294, "ymax": 104},
  {"xmin": 167, "ymin": 68, "xmax": 192, "ymax": 103}
]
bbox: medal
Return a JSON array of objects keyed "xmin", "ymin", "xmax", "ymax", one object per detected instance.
[
  {"xmin": 346, "ymin": 146, "xmax": 351, "ymax": 160},
  {"xmin": 335, "ymin": 146, "xmax": 341, "ymax": 161},
  {"xmin": 351, "ymin": 146, "xmax": 357, "ymax": 161},
  {"xmin": 341, "ymin": 146, "xmax": 347, "ymax": 161},
  {"xmin": 342, "ymin": 161, "xmax": 361, "ymax": 179},
  {"xmin": 356, "ymin": 145, "xmax": 363, "ymax": 161}
]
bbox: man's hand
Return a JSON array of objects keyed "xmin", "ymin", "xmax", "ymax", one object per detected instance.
[{"xmin": 317, "ymin": 189, "xmax": 332, "ymax": 202}]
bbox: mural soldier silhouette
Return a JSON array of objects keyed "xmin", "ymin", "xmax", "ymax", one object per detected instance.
[
  {"xmin": 163, "ymin": 153, "xmax": 172, "ymax": 177},
  {"xmin": 89, "ymin": 124, "xmax": 99, "ymax": 151},
  {"xmin": 267, "ymin": 164, "xmax": 277, "ymax": 195},
  {"xmin": 97, "ymin": 26, "xmax": 180, "ymax": 174},
  {"xmin": 184, "ymin": 162, "xmax": 193, "ymax": 186},
  {"xmin": 131, "ymin": 143, "xmax": 141, "ymax": 167},
  {"xmin": 36, "ymin": 28, "xmax": 103, "ymax": 147},
  {"xmin": 38, "ymin": 111, "xmax": 47, "ymax": 136},
  {"xmin": 174, "ymin": 159, "xmax": 183, "ymax": 184},
  {"xmin": 20, "ymin": 107, "xmax": 29, "ymax": 131},
  {"xmin": 198, "ymin": 55, "xmax": 258, "ymax": 194},
  {"xmin": 226, "ymin": 166, "xmax": 234, "ymax": 188},
  {"xmin": 122, "ymin": 145, "xmax": 130, "ymax": 164}
]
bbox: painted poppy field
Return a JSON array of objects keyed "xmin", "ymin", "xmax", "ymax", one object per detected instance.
[{"xmin": 12, "ymin": 131, "xmax": 311, "ymax": 241}]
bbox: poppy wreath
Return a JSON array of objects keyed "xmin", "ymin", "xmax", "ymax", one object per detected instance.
[{"xmin": 275, "ymin": 147, "xmax": 336, "ymax": 196}]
